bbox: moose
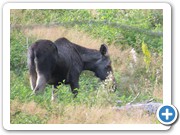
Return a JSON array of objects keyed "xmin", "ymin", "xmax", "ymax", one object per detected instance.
[{"xmin": 28, "ymin": 37, "xmax": 116, "ymax": 99}]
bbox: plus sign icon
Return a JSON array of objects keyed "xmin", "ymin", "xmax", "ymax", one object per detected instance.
[{"xmin": 157, "ymin": 105, "xmax": 178, "ymax": 125}]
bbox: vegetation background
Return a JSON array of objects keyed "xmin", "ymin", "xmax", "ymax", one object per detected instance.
[{"xmin": 10, "ymin": 9, "xmax": 163, "ymax": 124}]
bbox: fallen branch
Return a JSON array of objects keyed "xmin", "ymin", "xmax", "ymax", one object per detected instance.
[
  {"xmin": 115, "ymin": 102, "xmax": 162, "ymax": 115},
  {"xmin": 127, "ymin": 93, "xmax": 140, "ymax": 105}
]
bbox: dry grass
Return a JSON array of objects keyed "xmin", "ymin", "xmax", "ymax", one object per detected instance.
[
  {"xmin": 11, "ymin": 100, "xmax": 158, "ymax": 124},
  {"xmin": 47, "ymin": 105, "xmax": 158, "ymax": 124},
  {"xmin": 10, "ymin": 99, "xmax": 47, "ymax": 117},
  {"xmin": 23, "ymin": 26, "xmax": 102, "ymax": 50},
  {"xmin": 153, "ymin": 84, "xmax": 163, "ymax": 99}
]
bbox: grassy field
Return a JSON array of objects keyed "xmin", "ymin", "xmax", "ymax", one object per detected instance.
[{"xmin": 10, "ymin": 9, "xmax": 163, "ymax": 124}]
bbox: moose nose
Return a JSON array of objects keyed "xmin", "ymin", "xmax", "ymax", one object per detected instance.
[{"xmin": 105, "ymin": 71, "xmax": 117, "ymax": 92}]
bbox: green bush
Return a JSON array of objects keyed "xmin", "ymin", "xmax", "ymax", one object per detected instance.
[{"xmin": 10, "ymin": 30, "xmax": 27, "ymax": 74}]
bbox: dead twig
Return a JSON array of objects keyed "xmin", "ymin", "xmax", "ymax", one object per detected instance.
[{"xmin": 127, "ymin": 93, "xmax": 140, "ymax": 105}]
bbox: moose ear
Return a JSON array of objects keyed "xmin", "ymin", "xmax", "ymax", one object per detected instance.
[{"xmin": 100, "ymin": 44, "xmax": 108, "ymax": 56}]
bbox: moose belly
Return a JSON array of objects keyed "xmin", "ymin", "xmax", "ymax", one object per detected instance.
[
  {"xmin": 47, "ymin": 75, "xmax": 69, "ymax": 85},
  {"xmin": 47, "ymin": 69, "xmax": 69, "ymax": 85}
]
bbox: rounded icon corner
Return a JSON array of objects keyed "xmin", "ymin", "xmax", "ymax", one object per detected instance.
[
  {"xmin": 165, "ymin": 125, "xmax": 172, "ymax": 131},
  {"xmin": 2, "ymin": 2, "xmax": 12, "ymax": 11},
  {"xmin": 162, "ymin": 2, "xmax": 172, "ymax": 10},
  {"xmin": 2, "ymin": 2, "xmax": 9, "ymax": 9},
  {"xmin": 3, "ymin": 122, "xmax": 11, "ymax": 131}
]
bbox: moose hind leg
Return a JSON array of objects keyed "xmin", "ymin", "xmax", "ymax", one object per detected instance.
[
  {"xmin": 34, "ymin": 73, "xmax": 46, "ymax": 93},
  {"xmin": 30, "ymin": 73, "xmax": 37, "ymax": 90},
  {"xmin": 51, "ymin": 85, "xmax": 58, "ymax": 101}
]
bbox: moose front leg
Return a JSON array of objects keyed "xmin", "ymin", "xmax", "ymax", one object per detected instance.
[
  {"xmin": 69, "ymin": 72, "xmax": 80, "ymax": 98},
  {"xmin": 70, "ymin": 81, "xmax": 79, "ymax": 98}
]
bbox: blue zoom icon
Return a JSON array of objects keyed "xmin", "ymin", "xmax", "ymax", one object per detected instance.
[{"xmin": 157, "ymin": 105, "xmax": 178, "ymax": 125}]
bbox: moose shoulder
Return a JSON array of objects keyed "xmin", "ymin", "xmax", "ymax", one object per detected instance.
[{"xmin": 28, "ymin": 37, "xmax": 115, "ymax": 98}]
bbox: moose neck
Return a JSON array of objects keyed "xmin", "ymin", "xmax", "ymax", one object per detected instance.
[{"xmin": 74, "ymin": 45, "xmax": 101, "ymax": 71}]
